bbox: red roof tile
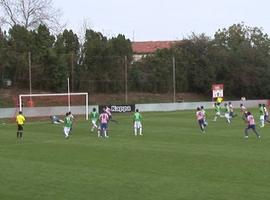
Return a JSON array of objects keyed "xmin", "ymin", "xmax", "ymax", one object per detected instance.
[{"xmin": 132, "ymin": 41, "xmax": 180, "ymax": 54}]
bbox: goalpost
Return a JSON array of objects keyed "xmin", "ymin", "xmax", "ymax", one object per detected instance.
[{"xmin": 18, "ymin": 92, "xmax": 89, "ymax": 120}]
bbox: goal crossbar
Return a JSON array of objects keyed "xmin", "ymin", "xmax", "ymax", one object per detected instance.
[{"xmin": 19, "ymin": 92, "xmax": 89, "ymax": 120}]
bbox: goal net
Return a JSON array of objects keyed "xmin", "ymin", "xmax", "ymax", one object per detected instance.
[{"xmin": 18, "ymin": 93, "xmax": 89, "ymax": 120}]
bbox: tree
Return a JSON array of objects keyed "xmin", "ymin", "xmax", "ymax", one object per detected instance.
[
  {"xmin": 0, "ymin": 0, "xmax": 63, "ymax": 32},
  {"xmin": 55, "ymin": 29, "xmax": 80, "ymax": 91},
  {"xmin": 0, "ymin": 28, "xmax": 8, "ymax": 86},
  {"xmin": 213, "ymin": 23, "xmax": 270, "ymax": 98}
]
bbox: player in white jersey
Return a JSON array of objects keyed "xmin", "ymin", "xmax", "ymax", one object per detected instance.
[
  {"xmin": 263, "ymin": 104, "xmax": 270, "ymax": 124},
  {"xmin": 99, "ymin": 110, "xmax": 109, "ymax": 138},
  {"xmin": 224, "ymin": 103, "xmax": 231, "ymax": 124},
  {"xmin": 196, "ymin": 107, "xmax": 205, "ymax": 133},
  {"xmin": 244, "ymin": 111, "xmax": 260, "ymax": 139},
  {"xmin": 228, "ymin": 102, "xmax": 237, "ymax": 118},
  {"xmin": 200, "ymin": 106, "xmax": 208, "ymax": 126},
  {"xmin": 240, "ymin": 103, "xmax": 248, "ymax": 121}
]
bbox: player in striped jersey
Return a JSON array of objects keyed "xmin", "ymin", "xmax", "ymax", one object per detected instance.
[
  {"xmin": 196, "ymin": 107, "xmax": 205, "ymax": 133},
  {"xmin": 99, "ymin": 109, "xmax": 109, "ymax": 138},
  {"xmin": 200, "ymin": 106, "xmax": 208, "ymax": 126},
  {"xmin": 244, "ymin": 111, "xmax": 260, "ymax": 139}
]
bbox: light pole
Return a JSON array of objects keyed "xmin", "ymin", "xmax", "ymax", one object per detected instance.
[{"xmin": 172, "ymin": 55, "xmax": 176, "ymax": 103}]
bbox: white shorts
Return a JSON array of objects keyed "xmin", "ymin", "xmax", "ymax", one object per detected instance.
[
  {"xmin": 224, "ymin": 113, "xmax": 230, "ymax": 119},
  {"xmin": 260, "ymin": 115, "xmax": 265, "ymax": 120},
  {"xmin": 216, "ymin": 112, "xmax": 221, "ymax": 116},
  {"xmin": 134, "ymin": 121, "xmax": 142, "ymax": 129},
  {"xmin": 92, "ymin": 120, "xmax": 97, "ymax": 125},
  {"xmin": 64, "ymin": 127, "xmax": 70, "ymax": 136}
]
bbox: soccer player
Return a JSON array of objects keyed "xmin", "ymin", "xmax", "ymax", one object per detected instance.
[
  {"xmin": 63, "ymin": 112, "xmax": 72, "ymax": 139},
  {"xmin": 263, "ymin": 104, "xmax": 270, "ymax": 124},
  {"xmin": 213, "ymin": 103, "xmax": 222, "ymax": 121},
  {"xmin": 244, "ymin": 111, "xmax": 260, "ymax": 139},
  {"xmin": 99, "ymin": 110, "xmax": 109, "ymax": 138},
  {"xmin": 89, "ymin": 108, "xmax": 99, "ymax": 132},
  {"xmin": 228, "ymin": 102, "xmax": 237, "ymax": 118},
  {"xmin": 224, "ymin": 103, "xmax": 231, "ymax": 124},
  {"xmin": 16, "ymin": 111, "xmax": 25, "ymax": 139},
  {"xmin": 200, "ymin": 106, "xmax": 208, "ymax": 126},
  {"xmin": 50, "ymin": 115, "xmax": 63, "ymax": 124},
  {"xmin": 259, "ymin": 104, "xmax": 265, "ymax": 127},
  {"xmin": 68, "ymin": 111, "xmax": 75, "ymax": 134},
  {"xmin": 105, "ymin": 106, "xmax": 118, "ymax": 123},
  {"xmin": 196, "ymin": 107, "xmax": 205, "ymax": 133},
  {"xmin": 133, "ymin": 109, "xmax": 143, "ymax": 136},
  {"xmin": 105, "ymin": 106, "xmax": 112, "ymax": 119},
  {"xmin": 240, "ymin": 103, "xmax": 248, "ymax": 121}
]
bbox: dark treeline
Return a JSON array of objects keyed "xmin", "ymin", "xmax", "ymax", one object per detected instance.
[
  {"xmin": 0, "ymin": 25, "xmax": 133, "ymax": 93},
  {"xmin": 1, "ymin": 23, "xmax": 270, "ymax": 99}
]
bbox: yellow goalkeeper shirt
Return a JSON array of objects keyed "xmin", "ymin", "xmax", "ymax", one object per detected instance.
[{"xmin": 16, "ymin": 114, "xmax": 25, "ymax": 125}]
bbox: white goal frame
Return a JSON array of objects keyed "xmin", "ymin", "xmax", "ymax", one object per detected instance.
[{"xmin": 19, "ymin": 92, "xmax": 89, "ymax": 120}]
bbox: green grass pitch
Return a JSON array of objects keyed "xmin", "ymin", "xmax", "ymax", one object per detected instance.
[{"xmin": 0, "ymin": 109, "xmax": 270, "ymax": 200}]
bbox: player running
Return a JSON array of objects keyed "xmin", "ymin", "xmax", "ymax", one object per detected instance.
[
  {"xmin": 263, "ymin": 104, "xmax": 270, "ymax": 124},
  {"xmin": 213, "ymin": 103, "xmax": 222, "ymax": 121},
  {"xmin": 89, "ymin": 108, "xmax": 99, "ymax": 132},
  {"xmin": 63, "ymin": 112, "xmax": 72, "ymax": 139},
  {"xmin": 228, "ymin": 102, "xmax": 237, "ymax": 118},
  {"xmin": 99, "ymin": 109, "xmax": 109, "ymax": 138},
  {"xmin": 259, "ymin": 104, "xmax": 265, "ymax": 127},
  {"xmin": 244, "ymin": 111, "xmax": 261, "ymax": 139},
  {"xmin": 240, "ymin": 103, "xmax": 248, "ymax": 121},
  {"xmin": 200, "ymin": 106, "xmax": 208, "ymax": 126},
  {"xmin": 196, "ymin": 107, "xmax": 205, "ymax": 133},
  {"xmin": 224, "ymin": 103, "xmax": 231, "ymax": 124},
  {"xmin": 68, "ymin": 111, "xmax": 75, "ymax": 134},
  {"xmin": 133, "ymin": 109, "xmax": 143, "ymax": 136}
]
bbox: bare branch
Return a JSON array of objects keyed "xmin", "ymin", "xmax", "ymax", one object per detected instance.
[{"xmin": 0, "ymin": 0, "xmax": 63, "ymax": 32}]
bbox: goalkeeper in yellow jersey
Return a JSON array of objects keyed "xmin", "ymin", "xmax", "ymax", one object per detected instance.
[{"xmin": 16, "ymin": 111, "xmax": 25, "ymax": 139}]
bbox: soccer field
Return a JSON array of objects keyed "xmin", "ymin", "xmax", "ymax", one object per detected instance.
[{"xmin": 0, "ymin": 110, "xmax": 270, "ymax": 200}]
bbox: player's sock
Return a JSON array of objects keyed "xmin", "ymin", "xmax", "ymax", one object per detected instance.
[
  {"xmin": 260, "ymin": 120, "xmax": 264, "ymax": 127},
  {"xmin": 253, "ymin": 130, "xmax": 260, "ymax": 138},
  {"xmin": 19, "ymin": 132, "xmax": 23, "ymax": 139},
  {"xmin": 104, "ymin": 130, "xmax": 108, "ymax": 137},
  {"xmin": 139, "ymin": 128, "xmax": 142, "ymax": 135},
  {"xmin": 17, "ymin": 132, "xmax": 19, "ymax": 138}
]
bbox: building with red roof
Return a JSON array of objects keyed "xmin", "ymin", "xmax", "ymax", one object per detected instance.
[{"xmin": 131, "ymin": 41, "xmax": 182, "ymax": 61}]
